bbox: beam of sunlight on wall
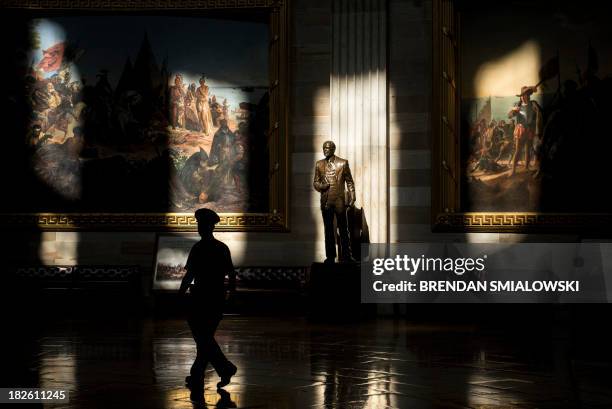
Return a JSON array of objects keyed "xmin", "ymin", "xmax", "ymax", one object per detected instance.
[
  {"xmin": 466, "ymin": 233, "xmax": 501, "ymax": 244},
  {"xmin": 331, "ymin": 0, "xmax": 388, "ymax": 245},
  {"xmin": 39, "ymin": 232, "xmax": 80, "ymax": 265},
  {"xmin": 330, "ymin": 68, "xmax": 388, "ymax": 244},
  {"xmin": 330, "ymin": 70, "xmax": 387, "ymax": 230},
  {"xmin": 475, "ymin": 41, "xmax": 541, "ymax": 98}
]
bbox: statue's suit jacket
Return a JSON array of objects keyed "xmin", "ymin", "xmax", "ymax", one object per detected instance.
[{"xmin": 313, "ymin": 155, "xmax": 355, "ymax": 209}]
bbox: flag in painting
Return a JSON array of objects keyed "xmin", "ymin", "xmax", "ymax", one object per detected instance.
[{"xmin": 36, "ymin": 42, "xmax": 65, "ymax": 72}]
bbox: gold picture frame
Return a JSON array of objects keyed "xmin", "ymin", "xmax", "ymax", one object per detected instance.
[
  {"xmin": 432, "ymin": 0, "xmax": 612, "ymax": 233},
  {"xmin": 0, "ymin": 0, "xmax": 289, "ymax": 232}
]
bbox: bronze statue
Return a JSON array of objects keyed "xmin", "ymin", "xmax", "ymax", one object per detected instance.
[{"xmin": 313, "ymin": 141, "xmax": 356, "ymax": 263}]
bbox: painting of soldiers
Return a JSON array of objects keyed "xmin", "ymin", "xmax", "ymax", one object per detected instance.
[
  {"xmin": 460, "ymin": 1, "xmax": 612, "ymax": 212},
  {"xmin": 508, "ymin": 86, "xmax": 542, "ymax": 176},
  {"xmin": 5, "ymin": 14, "xmax": 270, "ymax": 213}
]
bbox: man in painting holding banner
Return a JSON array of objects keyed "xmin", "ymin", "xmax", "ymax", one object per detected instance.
[
  {"xmin": 506, "ymin": 54, "xmax": 559, "ymax": 177},
  {"xmin": 508, "ymin": 85, "xmax": 543, "ymax": 176}
]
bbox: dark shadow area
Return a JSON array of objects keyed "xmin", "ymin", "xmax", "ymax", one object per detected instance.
[
  {"xmin": 0, "ymin": 12, "xmax": 47, "ymax": 401},
  {"xmin": 390, "ymin": 0, "xmax": 612, "ymax": 406},
  {"xmin": 402, "ymin": 302, "xmax": 612, "ymax": 407},
  {"xmin": 452, "ymin": 1, "xmax": 612, "ymax": 399},
  {"xmin": 443, "ymin": 1, "xmax": 612, "ymax": 401}
]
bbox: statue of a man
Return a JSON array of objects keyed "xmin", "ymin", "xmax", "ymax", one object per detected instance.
[{"xmin": 313, "ymin": 141, "xmax": 356, "ymax": 263}]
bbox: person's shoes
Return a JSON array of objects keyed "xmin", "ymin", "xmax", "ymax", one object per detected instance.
[
  {"xmin": 340, "ymin": 256, "xmax": 357, "ymax": 263},
  {"xmin": 217, "ymin": 364, "xmax": 237, "ymax": 389},
  {"xmin": 324, "ymin": 258, "xmax": 335, "ymax": 265},
  {"xmin": 216, "ymin": 389, "xmax": 237, "ymax": 408}
]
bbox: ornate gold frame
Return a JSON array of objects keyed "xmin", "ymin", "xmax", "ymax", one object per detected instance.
[
  {"xmin": 1, "ymin": 0, "xmax": 289, "ymax": 232},
  {"xmin": 432, "ymin": 0, "xmax": 612, "ymax": 233}
]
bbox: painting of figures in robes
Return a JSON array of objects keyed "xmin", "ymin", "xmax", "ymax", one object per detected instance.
[
  {"xmin": 3, "ymin": 13, "xmax": 270, "ymax": 214},
  {"xmin": 460, "ymin": 1, "xmax": 612, "ymax": 213}
]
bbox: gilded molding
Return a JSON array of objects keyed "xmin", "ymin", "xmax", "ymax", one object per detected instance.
[
  {"xmin": 0, "ymin": 213, "xmax": 285, "ymax": 231},
  {"xmin": 435, "ymin": 212, "xmax": 612, "ymax": 232}
]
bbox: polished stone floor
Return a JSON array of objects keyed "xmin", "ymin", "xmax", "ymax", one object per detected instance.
[{"xmin": 6, "ymin": 315, "xmax": 612, "ymax": 409}]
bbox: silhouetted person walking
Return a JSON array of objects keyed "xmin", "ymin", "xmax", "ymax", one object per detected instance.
[{"xmin": 179, "ymin": 208, "xmax": 237, "ymax": 400}]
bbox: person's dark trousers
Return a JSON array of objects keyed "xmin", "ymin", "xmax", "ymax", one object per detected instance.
[
  {"xmin": 187, "ymin": 310, "xmax": 235, "ymax": 385},
  {"xmin": 322, "ymin": 203, "xmax": 351, "ymax": 260}
]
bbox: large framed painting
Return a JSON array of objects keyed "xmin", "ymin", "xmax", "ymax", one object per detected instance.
[
  {"xmin": 0, "ymin": 0, "xmax": 288, "ymax": 231},
  {"xmin": 433, "ymin": 0, "xmax": 612, "ymax": 232}
]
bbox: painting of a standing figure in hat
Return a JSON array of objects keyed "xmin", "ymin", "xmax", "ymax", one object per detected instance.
[
  {"xmin": 461, "ymin": 1, "xmax": 612, "ymax": 212},
  {"xmin": 3, "ymin": 13, "xmax": 270, "ymax": 213}
]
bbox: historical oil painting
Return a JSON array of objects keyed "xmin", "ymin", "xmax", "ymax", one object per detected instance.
[
  {"xmin": 4, "ymin": 12, "xmax": 270, "ymax": 214},
  {"xmin": 460, "ymin": 1, "xmax": 612, "ymax": 213},
  {"xmin": 153, "ymin": 235, "xmax": 199, "ymax": 290}
]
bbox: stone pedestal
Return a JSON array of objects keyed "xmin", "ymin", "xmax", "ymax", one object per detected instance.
[{"xmin": 308, "ymin": 262, "xmax": 374, "ymax": 321}]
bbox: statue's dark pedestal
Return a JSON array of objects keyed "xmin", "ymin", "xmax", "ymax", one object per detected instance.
[{"xmin": 308, "ymin": 262, "xmax": 374, "ymax": 321}]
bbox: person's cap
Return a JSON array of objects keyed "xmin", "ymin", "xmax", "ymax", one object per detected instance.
[{"xmin": 195, "ymin": 208, "xmax": 220, "ymax": 226}]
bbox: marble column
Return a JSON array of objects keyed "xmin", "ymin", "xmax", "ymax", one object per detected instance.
[{"xmin": 331, "ymin": 0, "xmax": 388, "ymax": 243}]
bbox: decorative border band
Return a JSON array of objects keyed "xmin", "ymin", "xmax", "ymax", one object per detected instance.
[
  {"xmin": 0, "ymin": 213, "xmax": 285, "ymax": 231},
  {"xmin": 15, "ymin": 265, "xmax": 306, "ymax": 285},
  {"xmin": 435, "ymin": 212, "xmax": 612, "ymax": 232}
]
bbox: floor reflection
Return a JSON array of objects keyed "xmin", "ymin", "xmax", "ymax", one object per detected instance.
[{"xmin": 24, "ymin": 316, "xmax": 612, "ymax": 408}]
